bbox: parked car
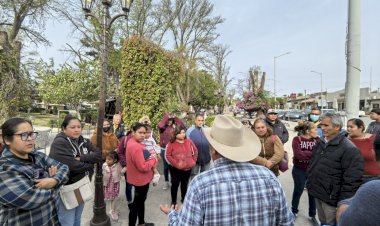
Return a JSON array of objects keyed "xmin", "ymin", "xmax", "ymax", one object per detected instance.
[
  {"xmin": 321, "ymin": 109, "xmax": 337, "ymax": 114},
  {"xmin": 276, "ymin": 110, "xmax": 287, "ymax": 119},
  {"xmin": 285, "ymin": 110, "xmax": 308, "ymax": 121}
]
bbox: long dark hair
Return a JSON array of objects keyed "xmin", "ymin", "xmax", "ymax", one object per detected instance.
[{"xmin": 170, "ymin": 125, "xmax": 187, "ymax": 143}]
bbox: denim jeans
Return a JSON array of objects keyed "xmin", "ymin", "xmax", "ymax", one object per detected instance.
[
  {"xmin": 190, "ymin": 161, "xmax": 211, "ymax": 181},
  {"xmin": 57, "ymin": 196, "xmax": 85, "ymax": 226},
  {"xmin": 160, "ymin": 148, "xmax": 170, "ymax": 182},
  {"xmin": 291, "ymin": 166, "xmax": 316, "ymax": 217},
  {"xmin": 124, "ymin": 173, "xmax": 133, "ymax": 202}
]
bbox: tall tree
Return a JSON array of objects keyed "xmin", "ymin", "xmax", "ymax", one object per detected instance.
[
  {"xmin": 203, "ymin": 44, "xmax": 232, "ymax": 112},
  {"xmin": 37, "ymin": 60, "xmax": 99, "ymax": 113},
  {"xmin": 0, "ymin": 0, "xmax": 57, "ymax": 120},
  {"xmin": 161, "ymin": 0, "xmax": 224, "ymax": 104}
]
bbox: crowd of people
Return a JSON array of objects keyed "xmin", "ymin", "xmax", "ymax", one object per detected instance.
[{"xmin": 0, "ymin": 107, "xmax": 380, "ymax": 226}]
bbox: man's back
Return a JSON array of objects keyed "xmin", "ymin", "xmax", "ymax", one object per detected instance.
[{"xmin": 168, "ymin": 158, "xmax": 294, "ymax": 225}]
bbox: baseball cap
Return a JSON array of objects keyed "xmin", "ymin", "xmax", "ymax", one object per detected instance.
[{"xmin": 267, "ymin": 109, "xmax": 277, "ymax": 114}]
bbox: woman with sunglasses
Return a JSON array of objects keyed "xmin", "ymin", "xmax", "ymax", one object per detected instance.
[
  {"xmin": 0, "ymin": 118, "xmax": 69, "ymax": 225},
  {"xmin": 49, "ymin": 115, "xmax": 101, "ymax": 226}
]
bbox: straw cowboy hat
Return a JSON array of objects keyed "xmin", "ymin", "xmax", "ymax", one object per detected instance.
[{"xmin": 202, "ymin": 115, "xmax": 261, "ymax": 162}]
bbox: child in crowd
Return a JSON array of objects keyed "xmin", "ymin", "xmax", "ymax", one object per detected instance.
[
  {"xmin": 141, "ymin": 124, "xmax": 161, "ymax": 186},
  {"xmin": 103, "ymin": 151, "xmax": 126, "ymax": 221}
]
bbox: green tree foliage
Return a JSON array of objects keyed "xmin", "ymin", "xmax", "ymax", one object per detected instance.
[
  {"xmin": 189, "ymin": 70, "xmax": 223, "ymax": 108},
  {"xmin": 0, "ymin": 51, "xmax": 31, "ymax": 122},
  {"xmin": 37, "ymin": 60, "xmax": 99, "ymax": 112},
  {"xmin": 120, "ymin": 36, "xmax": 181, "ymax": 129}
]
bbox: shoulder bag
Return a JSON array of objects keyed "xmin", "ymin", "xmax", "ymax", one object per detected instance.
[
  {"xmin": 272, "ymin": 135, "xmax": 289, "ymax": 172},
  {"xmin": 60, "ymin": 174, "xmax": 93, "ymax": 210}
]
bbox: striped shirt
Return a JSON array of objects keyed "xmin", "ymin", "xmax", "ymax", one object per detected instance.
[
  {"xmin": 168, "ymin": 157, "xmax": 294, "ymax": 226},
  {"xmin": 0, "ymin": 148, "xmax": 69, "ymax": 225}
]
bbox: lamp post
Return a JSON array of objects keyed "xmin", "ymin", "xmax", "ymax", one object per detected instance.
[
  {"xmin": 80, "ymin": 1, "xmax": 133, "ymax": 225},
  {"xmin": 273, "ymin": 52, "xmax": 291, "ymax": 102},
  {"xmin": 310, "ymin": 70, "xmax": 323, "ymax": 112}
]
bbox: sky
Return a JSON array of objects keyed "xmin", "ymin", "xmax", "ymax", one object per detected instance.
[{"xmin": 39, "ymin": 0, "xmax": 380, "ymax": 96}]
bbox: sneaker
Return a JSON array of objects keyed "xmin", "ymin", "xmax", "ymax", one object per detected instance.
[
  {"xmin": 292, "ymin": 212, "xmax": 298, "ymax": 218},
  {"xmin": 309, "ymin": 216, "xmax": 319, "ymax": 226},
  {"xmin": 111, "ymin": 210, "xmax": 119, "ymax": 221},
  {"xmin": 152, "ymin": 173, "xmax": 160, "ymax": 186},
  {"xmin": 162, "ymin": 181, "xmax": 169, "ymax": 190}
]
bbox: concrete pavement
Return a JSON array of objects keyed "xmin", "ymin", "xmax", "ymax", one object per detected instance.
[{"xmin": 36, "ymin": 115, "xmax": 373, "ymax": 225}]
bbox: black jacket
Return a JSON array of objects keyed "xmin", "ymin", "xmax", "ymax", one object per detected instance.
[
  {"xmin": 113, "ymin": 124, "xmax": 125, "ymax": 139},
  {"xmin": 265, "ymin": 118, "xmax": 289, "ymax": 144},
  {"xmin": 307, "ymin": 131, "xmax": 364, "ymax": 207},
  {"xmin": 49, "ymin": 132, "xmax": 102, "ymax": 185}
]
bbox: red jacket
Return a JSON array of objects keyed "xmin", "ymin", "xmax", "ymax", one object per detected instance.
[
  {"xmin": 126, "ymin": 138, "xmax": 158, "ymax": 186},
  {"xmin": 165, "ymin": 139, "xmax": 198, "ymax": 171}
]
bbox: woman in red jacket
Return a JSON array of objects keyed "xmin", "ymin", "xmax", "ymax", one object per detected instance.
[
  {"xmin": 165, "ymin": 125, "xmax": 198, "ymax": 205},
  {"xmin": 126, "ymin": 123, "xmax": 157, "ymax": 226},
  {"xmin": 347, "ymin": 118, "xmax": 380, "ymax": 183},
  {"xmin": 291, "ymin": 121, "xmax": 318, "ymax": 225}
]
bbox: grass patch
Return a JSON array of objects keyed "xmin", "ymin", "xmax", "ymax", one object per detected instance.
[{"xmin": 17, "ymin": 113, "xmax": 58, "ymax": 127}]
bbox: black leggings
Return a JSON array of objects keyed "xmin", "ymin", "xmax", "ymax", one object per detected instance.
[
  {"xmin": 169, "ymin": 166, "xmax": 191, "ymax": 204},
  {"xmin": 129, "ymin": 183, "xmax": 149, "ymax": 226}
]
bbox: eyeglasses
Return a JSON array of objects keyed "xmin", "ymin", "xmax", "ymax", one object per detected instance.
[{"xmin": 13, "ymin": 132, "xmax": 38, "ymax": 141}]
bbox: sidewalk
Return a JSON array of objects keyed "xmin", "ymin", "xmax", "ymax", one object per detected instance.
[{"xmin": 43, "ymin": 120, "xmax": 314, "ymax": 226}]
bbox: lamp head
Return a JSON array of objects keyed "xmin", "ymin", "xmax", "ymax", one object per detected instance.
[
  {"xmin": 121, "ymin": 0, "xmax": 133, "ymax": 13},
  {"xmin": 81, "ymin": 0, "xmax": 94, "ymax": 12}
]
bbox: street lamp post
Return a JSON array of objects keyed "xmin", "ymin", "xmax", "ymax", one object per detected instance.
[
  {"xmin": 273, "ymin": 52, "xmax": 291, "ymax": 102},
  {"xmin": 310, "ymin": 70, "xmax": 323, "ymax": 112},
  {"xmin": 80, "ymin": 0, "xmax": 133, "ymax": 225}
]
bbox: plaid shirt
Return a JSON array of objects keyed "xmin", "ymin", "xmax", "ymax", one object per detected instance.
[
  {"xmin": 168, "ymin": 157, "xmax": 294, "ymax": 226},
  {"xmin": 0, "ymin": 148, "xmax": 69, "ymax": 226}
]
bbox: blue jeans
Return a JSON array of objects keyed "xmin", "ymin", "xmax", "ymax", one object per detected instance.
[
  {"xmin": 291, "ymin": 166, "xmax": 316, "ymax": 217},
  {"xmin": 124, "ymin": 173, "xmax": 133, "ymax": 202},
  {"xmin": 160, "ymin": 148, "xmax": 170, "ymax": 182},
  {"xmin": 190, "ymin": 162, "xmax": 211, "ymax": 181},
  {"xmin": 57, "ymin": 196, "xmax": 85, "ymax": 226}
]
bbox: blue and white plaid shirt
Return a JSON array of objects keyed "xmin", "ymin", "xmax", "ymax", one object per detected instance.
[
  {"xmin": 168, "ymin": 157, "xmax": 294, "ymax": 226},
  {"xmin": 0, "ymin": 148, "xmax": 69, "ymax": 225}
]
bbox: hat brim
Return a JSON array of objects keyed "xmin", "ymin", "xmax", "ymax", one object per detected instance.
[{"xmin": 202, "ymin": 127, "xmax": 261, "ymax": 162}]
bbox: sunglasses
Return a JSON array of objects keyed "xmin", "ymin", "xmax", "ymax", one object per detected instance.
[{"xmin": 13, "ymin": 131, "xmax": 38, "ymax": 141}]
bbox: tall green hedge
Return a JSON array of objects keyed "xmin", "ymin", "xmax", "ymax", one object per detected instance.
[{"xmin": 120, "ymin": 36, "xmax": 182, "ymax": 129}]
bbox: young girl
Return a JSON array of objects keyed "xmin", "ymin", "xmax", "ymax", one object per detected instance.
[
  {"xmin": 141, "ymin": 124, "xmax": 161, "ymax": 186},
  {"xmin": 103, "ymin": 150, "xmax": 126, "ymax": 221},
  {"xmin": 165, "ymin": 125, "xmax": 198, "ymax": 205}
]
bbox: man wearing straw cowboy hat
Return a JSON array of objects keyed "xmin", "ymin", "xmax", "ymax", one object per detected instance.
[{"xmin": 160, "ymin": 115, "xmax": 294, "ymax": 225}]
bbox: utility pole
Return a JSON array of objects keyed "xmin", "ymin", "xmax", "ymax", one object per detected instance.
[
  {"xmin": 304, "ymin": 89, "xmax": 307, "ymax": 109},
  {"xmin": 345, "ymin": 0, "xmax": 361, "ymax": 119},
  {"xmin": 370, "ymin": 66, "xmax": 372, "ymax": 92}
]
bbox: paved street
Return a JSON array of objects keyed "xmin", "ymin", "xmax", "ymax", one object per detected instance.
[{"xmin": 38, "ymin": 116, "xmax": 372, "ymax": 225}]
